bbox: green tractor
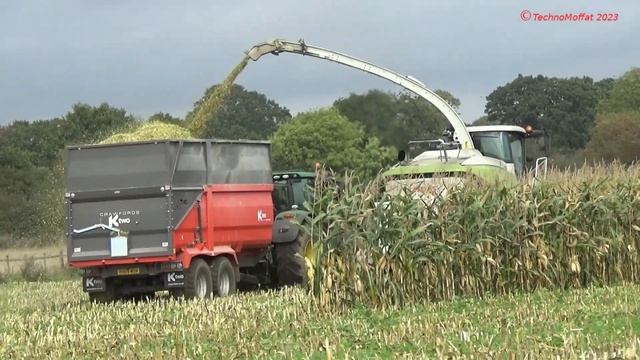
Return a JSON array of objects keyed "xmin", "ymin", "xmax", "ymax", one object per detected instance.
[{"xmin": 271, "ymin": 171, "xmax": 316, "ymax": 286}]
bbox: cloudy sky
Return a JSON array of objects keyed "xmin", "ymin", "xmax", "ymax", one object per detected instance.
[{"xmin": 1, "ymin": 0, "xmax": 638, "ymax": 125}]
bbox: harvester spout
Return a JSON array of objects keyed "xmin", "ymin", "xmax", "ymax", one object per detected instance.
[
  {"xmin": 247, "ymin": 40, "xmax": 283, "ymax": 61},
  {"xmin": 245, "ymin": 38, "xmax": 474, "ymax": 149}
]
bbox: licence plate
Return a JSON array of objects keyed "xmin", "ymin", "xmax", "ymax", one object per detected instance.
[{"xmin": 117, "ymin": 268, "xmax": 140, "ymax": 276}]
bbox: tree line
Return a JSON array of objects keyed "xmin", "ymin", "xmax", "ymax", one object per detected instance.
[{"xmin": 0, "ymin": 68, "xmax": 638, "ymax": 246}]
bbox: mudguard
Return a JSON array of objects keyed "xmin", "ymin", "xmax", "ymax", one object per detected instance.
[{"xmin": 271, "ymin": 219, "xmax": 301, "ymax": 244}]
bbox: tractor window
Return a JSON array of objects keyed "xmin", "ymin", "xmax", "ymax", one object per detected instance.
[
  {"xmin": 291, "ymin": 178, "xmax": 313, "ymax": 209},
  {"xmin": 273, "ymin": 181, "xmax": 290, "ymax": 213}
]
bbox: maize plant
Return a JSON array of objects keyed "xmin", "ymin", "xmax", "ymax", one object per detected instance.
[{"xmin": 307, "ymin": 163, "xmax": 640, "ymax": 309}]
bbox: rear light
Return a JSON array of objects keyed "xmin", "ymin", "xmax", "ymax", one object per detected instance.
[{"xmin": 284, "ymin": 213, "xmax": 295, "ymax": 220}]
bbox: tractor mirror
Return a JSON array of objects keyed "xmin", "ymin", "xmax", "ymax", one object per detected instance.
[{"xmin": 397, "ymin": 150, "xmax": 407, "ymax": 162}]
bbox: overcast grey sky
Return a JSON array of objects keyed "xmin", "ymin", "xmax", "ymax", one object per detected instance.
[{"xmin": 1, "ymin": 0, "xmax": 638, "ymax": 125}]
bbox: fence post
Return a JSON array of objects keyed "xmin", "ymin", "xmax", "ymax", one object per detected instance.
[
  {"xmin": 5, "ymin": 255, "xmax": 9, "ymax": 274},
  {"xmin": 23, "ymin": 254, "xmax": 27, "ymax": 272},
  {"xmin": 43, "ymin": 252, "xmax": 47, "ymax": 272},
  {"xmin": 59, "ymin": 250, "xmax": 64, "ymax": 268}
]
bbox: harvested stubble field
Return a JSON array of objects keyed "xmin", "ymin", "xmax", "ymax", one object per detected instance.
[{"xmin": 0, "ymin": 281, "xmax": 638, "ymax": 359}]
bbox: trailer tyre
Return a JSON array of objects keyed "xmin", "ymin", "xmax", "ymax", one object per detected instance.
[
  {"xmin": 183, "ymin": 258, "xmax": 213, "ymax": 299},
  {"xmin": 275, "ymin": 232, "xmax": 313, "ymax": 287},
  {"xmin": 210, "ymin": 257, "xmax": 237, "ymax": 297}
]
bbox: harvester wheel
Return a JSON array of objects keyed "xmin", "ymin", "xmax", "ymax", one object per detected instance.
[
  {"xmin": 210, "ymin": 257, "xmax": 237, "ymax": 297},
  {"xmin": 183, "ymin": 258, "xmax": 213, "ymax": 299},
  {"xmin": 275, "ymin": 232, "xmax": 314, "ymax": 287}
]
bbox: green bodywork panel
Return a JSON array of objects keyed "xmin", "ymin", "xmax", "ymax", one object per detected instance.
[
  {"xmin": 273, "ymin": 170, "xmax": 315, "ymax": 178},
  {"xmin": 275, "ymin": 209, "xmax": 309, "ymax": 222},
  {"xmin": 383, "ymin": 162, "xmax": 517, "ymax": 185}
]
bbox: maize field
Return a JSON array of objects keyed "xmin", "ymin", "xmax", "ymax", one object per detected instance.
[
  {"xmin": 2, "ymin": 164, "xmax": 639, "ymax": 358},
  {"xmin": 308, "ymin": 164, "xmax": 640, "ymax": 310},
  {"xmin": 0, "ymin": 280, "xmax": 638, "ymax": 358}
]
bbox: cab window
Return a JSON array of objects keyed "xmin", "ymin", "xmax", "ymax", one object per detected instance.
[
  {"xmin": 273, "ymin": 181, "xmax": 290, "ymax": 214},
  {"xmin": 291, "ymin": 178, "xmax": 313, "ymax": 209}
]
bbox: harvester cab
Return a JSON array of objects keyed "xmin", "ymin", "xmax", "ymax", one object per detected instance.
[{"xmin": 466, "ymin": 125, "xmax": 549, "ymax": 179}]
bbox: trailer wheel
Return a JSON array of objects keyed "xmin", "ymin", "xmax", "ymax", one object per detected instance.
[
  {"xmin": 183, "ymin": 258, "xmax": 213, "ymax": 299},
  {"xmin": 210, "ymin": 257, "xmax": 237, "ymax": 297},
  {"xmin": 275, "ymin": 232, "xmax": 313, "ymax": 287}
]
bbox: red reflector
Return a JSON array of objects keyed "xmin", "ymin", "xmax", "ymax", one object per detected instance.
[{"xmin": 284, "ymin": 213, "xmax": 295, "ymax": 220}]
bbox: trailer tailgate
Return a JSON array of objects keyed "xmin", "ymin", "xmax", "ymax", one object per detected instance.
[{"xmin": 67, "ymin": 195, "xmax": 172, "ymax": 262}]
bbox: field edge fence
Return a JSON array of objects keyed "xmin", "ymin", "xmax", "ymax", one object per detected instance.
[{"xmin": 3, "ymin": 250, "xmax": 67, "ymax": 274}]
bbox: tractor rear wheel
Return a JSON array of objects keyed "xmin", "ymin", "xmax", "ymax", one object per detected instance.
[
  {"xmin": 275, "ymin": 232, "xmax": 314, "ymax": 287},
  {"xmin": 183, "ymin": 258, "xmax": 213, "ymax": 299},
  {"xmin": 210, "ymin": 257, "xmax": 237, "ymax": 297}
]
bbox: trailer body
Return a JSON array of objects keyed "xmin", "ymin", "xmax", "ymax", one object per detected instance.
[{"xmin": 65, "ymin": 140, "xmax": 274, "ymax": 298}]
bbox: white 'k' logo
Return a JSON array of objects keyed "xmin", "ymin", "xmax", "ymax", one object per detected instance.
[
  {"xmin": 257, "ymin": 210, "xmax": 268, "ymax": 222},
  {"xmin": 108, "ymin": 214, "xmax": 120, "ymax": 228}
]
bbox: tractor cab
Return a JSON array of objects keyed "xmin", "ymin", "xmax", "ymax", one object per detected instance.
[{"xmin": 272, "ymin": 171, "xmax": 315, "ymax": 218}]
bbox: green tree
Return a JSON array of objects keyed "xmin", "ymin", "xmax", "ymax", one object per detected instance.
[
  {"xmin": 485, "ymin": 75, "xmax": 613, "ymax": 149},
  {"xmin": 434, "ymin": 89, "xmax": 461, "ymax": 109},
  {"xmin": 584, "ymin": 111, "xmax": 640, "ymax": 163},
  {"xmin": 187, "ymin": 84, "xmax": 291, "ymax": 140},
  {"xmin": 584, "ymin": 69, "xmax": 640, "ymax": 163},
  {"xmin": 1, "ymin": 119, "xmax": 66, "ymax": 168},
  {"xmin": 271, "ymin": 108, "xmax": 395, "ymax": 178},
  {"xmin": 148, "ymin": 112, "xmax": 183, "ymax": 126},
  {"xmin": 471, "ymin": 115, "xmax": 491, "ymax": 126},
  {"xmin": 334, "ymin": 89, "xmax": 455, "ymax": 150},
  {"xmin": 62, "ymin": 103, "xmax": 136, "ymax": 144},
  {"xmin": 598, "ymin": 68, "xmax": 640, "ymax": 114}
]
